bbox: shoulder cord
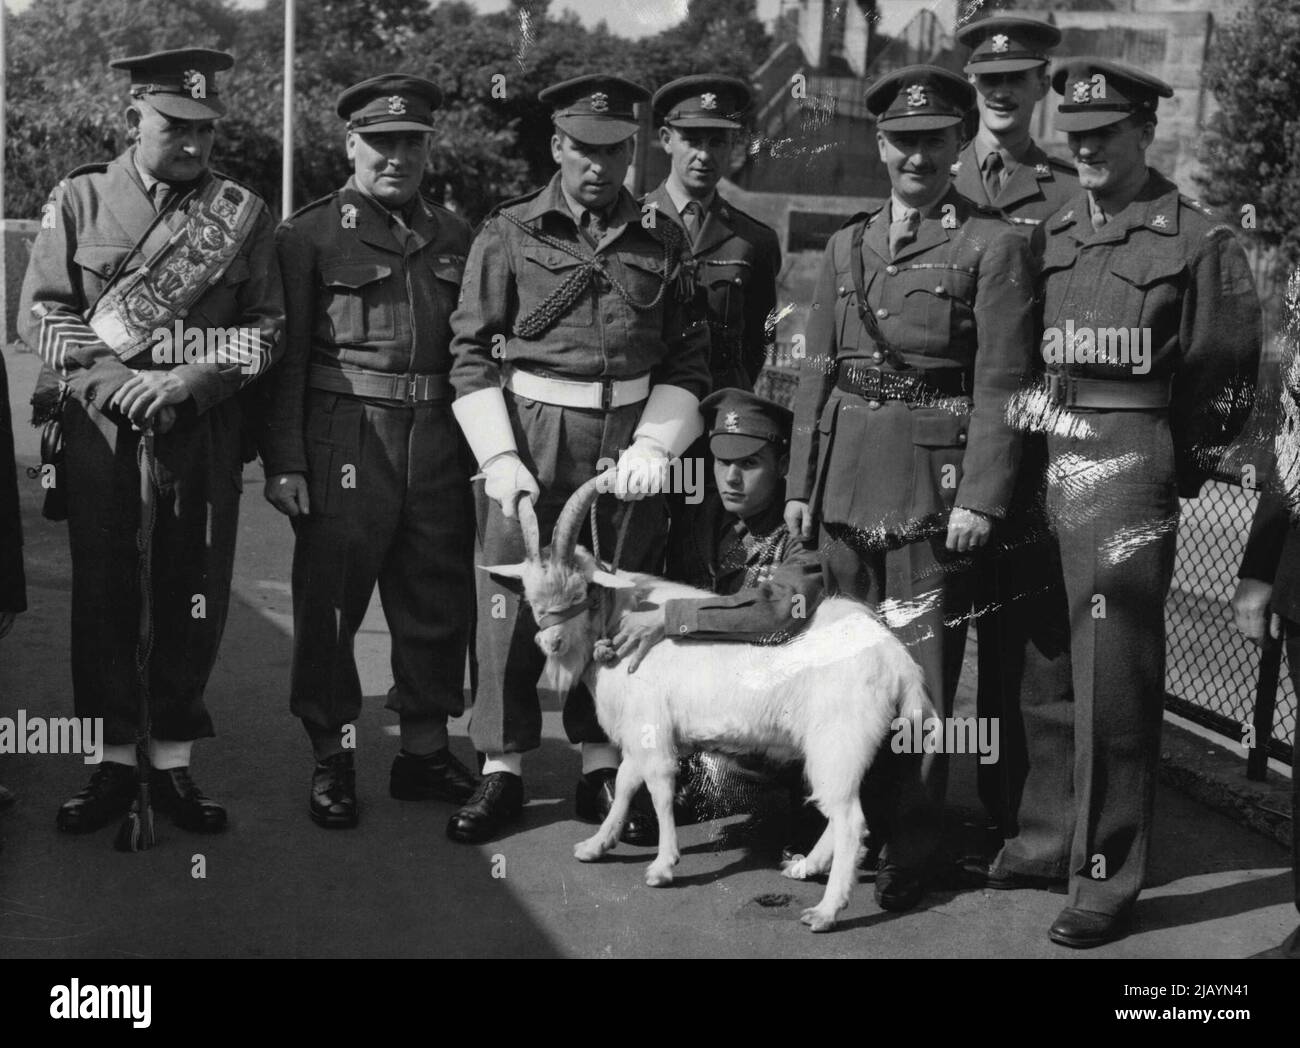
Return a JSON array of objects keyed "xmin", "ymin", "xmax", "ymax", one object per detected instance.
[
  {"xmin": 495, "ymin": 208, "xmax": 678, "ymax": 338},
  {"xmin": 849, "ymin": 217, "xmax": 911, "ymax": 371}
]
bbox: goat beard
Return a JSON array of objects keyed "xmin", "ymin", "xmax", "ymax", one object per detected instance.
[{"xmin": 538, "ymin": 651, "xmax": 587, "ymax": 703}]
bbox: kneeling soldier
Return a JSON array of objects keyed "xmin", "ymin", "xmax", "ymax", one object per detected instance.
[
  {"xmin": 447, "ymin": 75, "xmax": 710, "ymax": 846},
  {"xmin": 261, "ymin": 75, "xmax": 478, "ymax": 828}
]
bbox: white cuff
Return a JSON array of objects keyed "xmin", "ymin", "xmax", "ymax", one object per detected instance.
[
  {"xmin": 452, "ymin": 386, "xmax": 519, "ymax": 468},
  {"xmin": 632, "ymin": 384, "xmax": 703, "ymax": 460}
]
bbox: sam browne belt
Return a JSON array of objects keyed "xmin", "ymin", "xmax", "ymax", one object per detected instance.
[
  {"xmin": 836, "ymin": 362, "xmax": 968, "ymax": 403},
  {"xmin": 309, "ymin": 364, "xmax": 450, "ymax": 403}
]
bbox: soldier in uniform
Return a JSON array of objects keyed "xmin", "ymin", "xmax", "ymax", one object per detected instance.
[
  {"xmin": 260, "ymin": 75, "xmax": 478, "ymax": 828},
  {"xmin": 644, "ymin": 76, "xmax": 780, "ymax": 393},
  {"xmin": 0, "ymin": 347, "xmax": 23, "ymax": 643},
  {"xmin": 953, "ymin": 16, "xmax": 1079, "ymax": 230},
  {"xmin": 1234, "ymin": 492, "xmax": 1300, "ymax": 959},
  {"xmin": 999, "ymin": 59, "xmax": 1261, "ymax": 947},
  {"xmin": 18, "ymin": 49, "xmax": 284, "ymax": 834},
  {"xmin": 617, "ymin": 387, "xmax": 825, "ymax": 843},
  {"xmin": 446, "ymin": 75, "xmax": 710, "ymax": 845},
  {"xmin": 954, "ymin": 14, "xmax": 1080, "ymax": 886},
  {"xmin": 1, "ymin": 347, "xmax": 25, "ymax": 823},
  {"xmin": 784, "ymin": 66, "xmax": 1037, "ymax": 911}
]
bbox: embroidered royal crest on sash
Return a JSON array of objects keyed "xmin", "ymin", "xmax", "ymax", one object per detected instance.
[{"xmin": 89, "ymin": 178, "xmax": 260, "ymax": 362}]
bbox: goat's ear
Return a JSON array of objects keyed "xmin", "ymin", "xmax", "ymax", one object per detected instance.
[
  {"xmin": 590, "ymin": 569, "xmax": 637, "ymax": 589},
  {"xmin": 479, "ymin": 562, "xmax": 529, "ymax": 580}
]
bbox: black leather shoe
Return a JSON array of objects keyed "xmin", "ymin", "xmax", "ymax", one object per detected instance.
[
  {"xmin": 310, "ymin": 752, "xmax": 358, "ymax": 829},
  {"xmin": 390, "ymin": 748, "xmax": 479, "ymax": 804},
  {"xmin": 875, "ymin": 861, "xmax": 925, "ymax": 912},
  {"xmin": 56, "ymin": 763, "xmax": 137, "ymax": 833},
  {"xmin": 447, "ymin": 772, "xmax": 524, "ymax": 843},
  {"xmin": 1049, "ymin": 906, "xmax": 1132, "ymax": 949},
  {"xmin": 150, "ymin": 767, "xmax": 228, "ymax": 833},
  {"xmin": 575, "ymin": 769, "xmax": 658, "ymax": 846},
  {"xmin": 959, "ymin": 857, "xmax": 1068, "ymax": 893}
]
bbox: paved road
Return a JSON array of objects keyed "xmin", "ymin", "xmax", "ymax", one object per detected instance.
[{"xmin": 0, "ymin": 347, "xmax": 1295, "ymax": 958}]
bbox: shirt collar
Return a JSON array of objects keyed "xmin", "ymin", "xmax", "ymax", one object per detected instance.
[
  {"xmin": 890, "ymin": 191, "xmax": 941, "ymax": 222},
  {"xmin": 664, "ymin": 178, "xmax": 715, "ymax": 218}
]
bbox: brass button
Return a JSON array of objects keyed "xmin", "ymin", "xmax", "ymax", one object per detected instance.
[
  {"xmin": 604, "ymin": 313, "xmax": 615, "ymax": 323},
  {"xmin": 957, "ymin": 432, "xmax": 967, "ymax": 444},
  {"xmin": 679, "ymin": 625, "xmax": 689, "ymax": 634},
  {"xmin": 876, "ymin": 308, "xmax": 889, "ymax": 318},
  {"xmin": 934, "ymin": 285, "xmax": 946, "ymax": 296},
  {"xmin": 867, "ymin": 400, "xmax": 881, "ymax": 410},
  {"xmin": 838, "ymin": 285, "xmax": 846, "ymax": 295},
  {"xmin": 733, "ymin": 277, "xmax": 743, "ymax": 285},
  {"xmin": 885, "ymin": 265, "xmax": 898, "ymax": 275},
  {"xmin": 872, "ymin": 351, "xmax": 884, "ymax": 363}
]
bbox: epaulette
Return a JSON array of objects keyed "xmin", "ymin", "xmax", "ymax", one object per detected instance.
[
  {"xmin": 839, "ymin": 208, "xmax": 880, "ymax": 230},
  {"xmin": 720, "ymin": 199, "xmax": 777, "ymax": 235},
  {"xmin": 285, "ymin": 190, "xmax": 340, "ymax": 222},
  {"xmin": 1179, "ymin": 194, "xmax": 1219, "ymax": 220},
  {"xmin": 485, "ymin": 186, "xmax": 546, "ymax": 221},
  {"xmin": 64, "ymin": 161, "xmax": 110, "ymax": 181}
]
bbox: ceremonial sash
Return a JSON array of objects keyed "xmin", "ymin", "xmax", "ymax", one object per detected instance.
[{"xmin": 88, "ymin": 176, "xmax": 260, "ymax": 363}]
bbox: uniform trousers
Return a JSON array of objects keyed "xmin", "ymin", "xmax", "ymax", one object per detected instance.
[
  {"xmin": 63, "ymin": 396, "xmax": 243, "ymax": 744},
  {"xmin": 471, "ymin": 393, "xmax": 667, "ymax": 756},
  {"xmin": 1039, "ymin": 410, "xmax": 1180, "ymax": 914},
  {"xmin": 820, "ymin": 523, "xmax": 975, "ymax": 871},
  {"xmin": 289, "ymin": 391, "xmax": 474, "ymax": 752},
  {"xmin": 975, "ymin": 433, "xmax": 1076, "ymax": 874}
]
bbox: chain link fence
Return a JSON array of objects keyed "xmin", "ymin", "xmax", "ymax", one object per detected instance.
[{"xmin": 756, "ymin": 364, "xmax": 1296, "ymax": 766}]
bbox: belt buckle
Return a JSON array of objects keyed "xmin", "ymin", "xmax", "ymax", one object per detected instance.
[
  {"xmin": 861, "ymin": 366, "xmax": 882, "ymax": 401},
  {"xmin": 600, "ymin": 378, "xmax": 615, "ymax": 412},
  {"xmin": 1046, "ymin": 371, "xmax": 1066, "ymax": 406},
  {"xmin": 406, "ymin": 374, "xmax": 419, "ymax": 404}
]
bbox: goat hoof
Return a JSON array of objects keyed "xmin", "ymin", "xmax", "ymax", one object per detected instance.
[
  {"xmin": 800, "ymin": 906, "xmax": 837, "ymax": 933},
  {"xmin": 574, "ymin": 838, "xmax": 607, "ymax": 862},
  {"xmin": 781, "ymin": 855, "xmax": 809, "ymax": 880},
  {"xmin": 645, "ymin": 865, "xmax": 675, "ymax": 887}
]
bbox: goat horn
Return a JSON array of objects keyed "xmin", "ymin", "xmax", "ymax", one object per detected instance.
[
  {"xmin": 550, "ymin": 471, "xmax": 609, "ymax": 564},
  {"xmin": 516, "ymin": 493, "xmax": 541, "ymax": 563}
]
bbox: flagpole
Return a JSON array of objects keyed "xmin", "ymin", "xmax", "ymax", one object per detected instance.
[{"xmin": 281, "ymin": 0, "xmax": 295, "ymax": 218}]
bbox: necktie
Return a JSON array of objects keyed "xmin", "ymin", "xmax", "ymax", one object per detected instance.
[
  {"xmin": 982, "ymin": 151, "xmax": 1004, "ymax": 204},
  {"xmin": 682, "ymin": 200, "xmax": 704, "ymax": 243},
  {"xmin": 889, "ymin": 208, "xmax": 920, "ymax": 260},
  {"xmin": 582, "ymin": 208, "xmax": 607, "ymax": 248},
  {"xmin": 152, "ymin": 181, "xmax": 175, "ymax": 215}
]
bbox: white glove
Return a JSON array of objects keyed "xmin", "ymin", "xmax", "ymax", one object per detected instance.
[
  {"xmin": 452, "ymin": 386, "xmax": 519, "ymax": 467},
  {"xmin": 614, "ymin": 438, "xmax": 670, "ymax": 501},
  {"xmin": 479, "ymin": 453, "xmax": 540, "ymax": 519},
  {"xmin": 631, "ymin": 384, "xmax": 704, "ymax": 460}
]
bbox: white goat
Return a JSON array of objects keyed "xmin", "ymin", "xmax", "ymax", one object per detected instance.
[{"xmin": 486, "ymin": 475, "xmax": 933, "ymax": 932}]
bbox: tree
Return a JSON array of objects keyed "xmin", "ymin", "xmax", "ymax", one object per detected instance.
[{"xmin": 1199, "ymin": 0, "xmax": 1300, "ymax": 275}]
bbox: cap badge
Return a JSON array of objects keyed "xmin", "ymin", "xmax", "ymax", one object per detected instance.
[
  {"xmin": 724, "ymin": 411, "xmax": 740, "ymax": 433},
  {"xmin": 1035, "ymin": 163, "xmax": 1050, "ymax": 176},
  {"xmin": 701, "ymin": 92, "xmax": 718, "ymax": 110},
  {"xmin": 183, "ymin": 69, "xmax": 202, "ymax": 91},
  {"xmin": 590, "ymin": 92, "xmax": 609, "ymax": 112},
  {"xmin": 1151, "ymin": 214, "xmax": 1168, "ymax": 229},
  {"xmin": 1072, "ymin": 81, "xmax": 1091, "ymax": 104},
  {"xmin": 905, "ymin": 83, "xmax": 928, "ymax": 108},
  {"xmin": 387, "ymin": 96, "xmax": 407, "ymax": 115},
  {"xmin": 991, "ymin": 34, "xmax": 1010, "ymax": 53},
  {"xmin": 1061, "ymin": 210, "xmax": 1075, "ymax": 223}
]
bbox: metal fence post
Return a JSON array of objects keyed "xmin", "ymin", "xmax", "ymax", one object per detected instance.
[{"xmin": 1248, "ymin": 635, "xmax": 1282, "ymax": 781}]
